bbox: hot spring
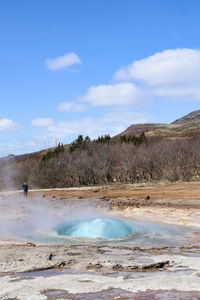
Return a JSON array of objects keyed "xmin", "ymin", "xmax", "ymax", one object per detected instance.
[
  {"xmin": 23, "ymin": 216, "xmax": 195, "ymax": 248},
  {"xmin": 2, "ymin": 196, "xmax": 196, "ymax": 247},
  {"xmin": 54, "ymin": 217, "xmax": 139, "ymax": 239}
]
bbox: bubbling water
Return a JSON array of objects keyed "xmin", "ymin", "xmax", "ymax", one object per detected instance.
[{"xmin": 54, "ymin": 217, "xmax": 139, "ymax": 239}]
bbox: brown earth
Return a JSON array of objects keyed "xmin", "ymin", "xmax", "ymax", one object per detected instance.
[
  {"xmin": 20, "ymin": 182, "xmax": 200, "ymax": 229},
  {"xmin": 27, "ymin": 181, "xmax": 200, "ymax": 202}
]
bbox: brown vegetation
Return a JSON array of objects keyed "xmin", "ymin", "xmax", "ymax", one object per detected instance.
[
  {"xmin": 1, "ymin": 134, "xmax": 200, "ymax": 190},
  {"xmin": 1, "ymin": 110, "xmax": 200, "ymax": 190}
]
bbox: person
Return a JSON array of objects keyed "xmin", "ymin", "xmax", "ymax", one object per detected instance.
[{"xmin": 22, "ymin": 182, "xmax": 28, "ymax": 197}]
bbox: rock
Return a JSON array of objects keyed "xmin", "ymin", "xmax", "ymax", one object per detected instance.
[
  {"xmin": 112, "ymin": 264, "xmax": 123, "ymax": 270},
  {"xmin": 57, "ymin": 261, "xmax": 65, "ymax": 267},
  {"xmin": 87, "ymin": 262, "xmax": 102, "ymax": 269},
  {"xmin": 51, "ymin": 195, "xmax": 56, "ymax": 199},
  {"xmin": 141, "ymin": 261, "xmax": 170, "ymax": 270},
  {"xmin": 48, "ymin": 253, "xmax": 53, "ymax": 260},
  {"xmin": 145, "ymin": 195, "xmax": 151, "ymax": 200},
  {"xmin": 25, "ymin": 242, "xmax": 36, "ymax": 247}
]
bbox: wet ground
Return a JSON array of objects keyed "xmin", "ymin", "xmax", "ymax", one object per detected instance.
[
  {"xmin": 1, "ymin": 243, "xmax": 200, "ymax": 299},
  {"xmin": 1, "ymin": 183, "xmax": 200, "ymax": 299}
]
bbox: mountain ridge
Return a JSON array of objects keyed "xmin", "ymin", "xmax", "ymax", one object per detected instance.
[
  {"xmin": 114, "ymin": 109, "xmax": 200, "ymax": 139},
  {"xmin": 1, "ymin": 109, "xmax": 200, "ymax": 162},
  {"xmin": 171, "ymin": 110, "xmax": 200, "ymax": 125}
]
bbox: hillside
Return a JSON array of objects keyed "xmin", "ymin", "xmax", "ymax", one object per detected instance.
[
  {"xmin": 0, "ymin": 145, "xmax": 69, "ymax": 169},
  {"xmin": 0, "ymin": 109, "xmax": 200, "ymax": 190},
  {"xmin": 172, "ymin": 110, "xmax": 200, "ymax": 125},
  {"xmin": 114, "ymin": 110, "xmax": 200, "ymax": 140},
  {"xmin": 115, "ymin": 122, "xmax": 200, "ymax": 140},
  {"xmin": 1, "ymin": 110, "xmax": 200, "ymax": 166},
  {"xmin": 0, "ymin": 149, "xmax": 47, "ymax": 169}
]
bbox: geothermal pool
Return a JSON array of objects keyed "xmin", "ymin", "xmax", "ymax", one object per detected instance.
[
  {"xmin": 23, "ymin": 216, "xmax": 195, "ymax": 248},
  {"xmin": 0, "ymin": 196, "xmax": 196, "ymax": 247},
  {"xmin": 54, "ymin": 217, "xmax": 139, "ymax": 239}
]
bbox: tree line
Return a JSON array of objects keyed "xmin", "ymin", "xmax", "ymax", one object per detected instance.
[{"xmin": 0, "ymin": 133, "xmax": 200, "ymax": 190}]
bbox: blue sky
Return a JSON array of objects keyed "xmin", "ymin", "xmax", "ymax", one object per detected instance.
[{"xmin": 1, "ymin": 0, "xmax": 200, "ymax": 157}]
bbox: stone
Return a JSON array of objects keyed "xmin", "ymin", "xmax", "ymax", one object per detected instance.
[{"xmin": 25, "ymin": 242, "xmax": 36, "ymax": 247}]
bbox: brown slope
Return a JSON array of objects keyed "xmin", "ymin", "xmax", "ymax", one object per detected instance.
[
  {"xmin": 114, "ymin": 123, "xmax": 169, "ymax": 137},
  {"xmin": 113, "ymin": 121, "xmax": 200, "ymax": 140},
  {"xmin": 172, "ymin": 109, "xmax": 200, "ymax": 125},
  {"xmin": 114, "ymin": 110, "xmax": 200, "ymax": 139}
]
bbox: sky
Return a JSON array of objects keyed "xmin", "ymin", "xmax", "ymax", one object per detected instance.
[{"xmin": 1, "ymin": 0, "xmax": 200, "ymax": 157}]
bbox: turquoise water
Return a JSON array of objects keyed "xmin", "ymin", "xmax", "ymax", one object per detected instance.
[
  {"xmin": 54, "ymin": 217, "xmax": 139, "ymax": 239},
  {"xmin": 20, "ymin": 217, "xmax": 196, "ymax": 247}
]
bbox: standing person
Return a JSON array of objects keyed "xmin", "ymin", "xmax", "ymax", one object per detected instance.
[{"xmin": 22, "ymin": 182, "xmax": 28, "ymax": 197}]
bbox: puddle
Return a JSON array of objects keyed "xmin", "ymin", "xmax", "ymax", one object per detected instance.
[
  {"xmin": 12, "ymin": 269, "xmax": 89, "ymax": 279},
  {"xmin": 131, "ymin": 257, "xmax": 156, "ymax": 264},
  {"xmin": 54, "ymin": 256, "xmax": 65, "ymax": 260},
  {"xmin": 43, "ymin": 288, "xmax": 200, "ymax": 300},
  {"xmin": 43, "ymin": 288, "xmax": 138, "ymax": 300},
  {"xmin": 99, "ymin": 247, "xmax": 133, "ymax": 255}
]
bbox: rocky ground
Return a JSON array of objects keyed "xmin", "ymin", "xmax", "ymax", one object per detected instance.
[
  {"xmin": 1, "ymin": 243, "xmax": 200, "ymax": 299},
  {"xmin": 1, "ymin": 182, "xmax": 200, "ymax": 299}
]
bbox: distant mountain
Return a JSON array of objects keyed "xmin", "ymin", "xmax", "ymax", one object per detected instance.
[
  {"xmin": 115, "ymin": 123, "xmax": 168, "ymax": 137},
  {"xmin": 0, "ymin": 109, "xmax": 200, "ymax": 189},
  {"xmin": 0, "ymin": 149, "xmax": 48, "ymax": 167},
  {"xmin": 114, "ymin": 110, "xmax": 200, "ymax": 140},
  {"xmin": 1, "ymin": 110, "xmax": 200, "ymax": 163},
  {"xmin": 172, "ymin": 110, "xmax": 200, "ymax": 125}
]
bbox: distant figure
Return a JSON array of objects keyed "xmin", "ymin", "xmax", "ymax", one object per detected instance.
[{"xmin": 22, "ymin": 182, "xmax": 28, "ymax": 197}]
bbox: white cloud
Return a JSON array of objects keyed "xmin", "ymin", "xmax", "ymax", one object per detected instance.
[
  {"xmin": 31, "ymin": 118, "xmax": 54, "ymax": 127},
  {"xmin": 46, "ymin": 112, "xmax": 150, "ymax": 139},
  {"xmin": 101, "ymin": 111, "xmax": 151, "ymax": 125},
  {"xmin": 58, "ymin": 102, "xmax": 85, "ymax": 112},
  {"xmin": 79, "ymin": 83, "xmax": 142, "ymax": 106},
  {"xmin": 152, "ymin": 87, "xmax": 200, "ymax": 100},
  {"xmin": 46, "ymin": 52, "xmax": 81, "ymax": 70},
  {"xmin": 0, "ymin": 142, "xmax": 21, "ymax": 157},
  {"xmin": 26, "ymin": 141, "xmax": 37, "ymax": 147},
  {"xmin": 114, "ymin": 48, "xmax": 200, "ymax": 85},
  {"xmin": 26, "ymin": 135, "xmax": 55, "ymax": 150},
  {"xmin": 0, "ymin": 119, "xmax": 18, "ymax": 132},
  {"xmin": 47, "ymin": 118, "xmax": 95, "ymax": 138},
  {"xmin": 114, "ymin": 48, "xmax": 200, "ymax": 101},
  {"xmin": 1, "ymin": 111, "xmax": 149, "ymax": 156}
]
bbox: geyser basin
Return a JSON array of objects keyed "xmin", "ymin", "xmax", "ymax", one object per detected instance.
[{"xmin": 54, "ymin": 217, "xmax": 139, "ymax": 239}]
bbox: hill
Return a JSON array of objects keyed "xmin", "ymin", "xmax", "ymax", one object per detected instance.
[
  {"xmin": 172, "ymin": 110, "xmax": 200, "ymax": 125},
  {"xmin": 1, "ymin": 109, "xmax": 200, "ymax": 166},
  {"xmin": 114, "ymin": 110, "xmax": 200, "ymax": 140},
  {"xmin": 0, "ymin": 109, "xmax": 200, "ymax": 190},
  {"xmin": 1, "ymin": 110, "xmax": 200, "ymax": 165}
]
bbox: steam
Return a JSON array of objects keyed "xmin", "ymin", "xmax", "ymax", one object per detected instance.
[
  {"xmin": 0, "ymin": 195, "xmax": 104, "ymax": 243},
  {"xmin": 0, "ymin": 194, "xmax": 194, "ymax": 247},
  {"xmin": 0, "ymin": 158, "xmax": 21, "ymax": 191}
]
